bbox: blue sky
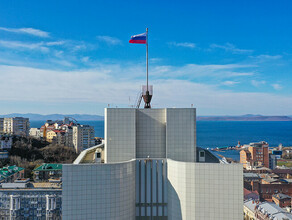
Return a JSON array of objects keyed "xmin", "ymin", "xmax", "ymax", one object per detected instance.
[{"xmin": 0, "ymin": 0, "xmax": 292, "ymax": 115}]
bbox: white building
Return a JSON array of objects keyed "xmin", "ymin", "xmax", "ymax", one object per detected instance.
[
  {"xmin": 72, "ymin": 124, "xmax": 95, "ymax": 152},
  {"xmin": 0, "ymin": 117, "xmax": 30, "ymax": 137},
  {"xmin": 29, "ymin": 128, "xmax": 41, "ymax": 139},
  {"xmin": 62, "ymin": 108, "xmax": 243, "ymax": 220}
]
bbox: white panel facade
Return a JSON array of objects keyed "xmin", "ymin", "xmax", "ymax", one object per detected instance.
[
  {"xmin": 167, "ymin": 160, "xmax": 243, "ymax": 220},
  {"xmin": 166, "ymin": 108, "xmax": 196, "ymax": 162},
  {"xmin": 62, "ymin": 160, "xmax": 136, "ymax": 220},
  {"xmin": 136, "ymin": 109, "xmax": 166, "ymax": 158},
  {"xmin": 135, "ymin": 159, "xmax": 168, "ymax": 218},
  {"xmin": 105, "ymin": 108, "xmax": 136, "ymax": 163}
]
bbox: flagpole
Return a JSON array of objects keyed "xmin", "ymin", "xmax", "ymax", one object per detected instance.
[{"xmin": 146, "ymin": 27, "xmax": 148, "ymax": 92}]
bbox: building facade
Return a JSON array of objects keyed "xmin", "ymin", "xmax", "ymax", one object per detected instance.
[
  {"xmin": 240, "ymin": 142, "xmax": 269, "ymax": 169},
  {"xmin": 72, "ymin": 124, "xmax": 95, "ymax": 152},
  {"xmin": 0, "ymin": 182, "xmax": 62, "ymax": 220},
  {"xmin": 63, "ymin": 108, "xmax": 243, "ymax": 220},
  {"xmin": 29, "ymin": 128, "xmax": 41, "ymax": 139},
  {"xmin": 0, "ymin": 117, "xmax": 30, "ymax": 137},
  {"xmin": 0, "ymin": 135, "xmax": 12, "ymax": 150}
]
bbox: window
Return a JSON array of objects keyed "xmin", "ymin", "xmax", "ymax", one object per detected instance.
[{"xmin": 200, "ymin": 151, "xmax": 205, "ymax": 157}]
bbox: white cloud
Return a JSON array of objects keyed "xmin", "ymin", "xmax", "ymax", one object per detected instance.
[
  {"xmin": 45, "ymin": 41, "xmax": 65, "ymax": 46},
  {"xmin": 96, "ymin": 36, "xmax": 122, "ymax": 45},
  {"xmin": 210, "ymin": 43, "xmax": 253, "ymax": 54},
  {"xmin": 251, "ymin": 80, "xmax": 266, "ymax": 87},
  {"xmin": 150, "ymin": 63, "xmax": 255, "ymax": 79},
  {"xmin": 272, "ymin": 83, "xmax": 282, "ymax": 90},
  {"xmin": 222, "ymin": 81, "xmax": 239, "ymax": 86},
  {"xmin": 168, "ymin": 42, "xmax": 196, "ymax": 48},
  {"xmin": 0, "ymin": 40, "xmax": 50, "ymax": 52},
  {"xmin": 0, "ymin": 64, "xmax": 291, "ymax": 115},
  {"xmin": 251, "ymin": 54, "xmax": 282, "ymax": 61},
  {"xmin": 0, "ymin": 27, "xmax": 49, "ymax": 38}
]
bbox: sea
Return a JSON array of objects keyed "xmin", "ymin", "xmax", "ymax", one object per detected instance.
[{"xmin": 30, "ymin": 120, "xmax": 292, "ymax": 161}]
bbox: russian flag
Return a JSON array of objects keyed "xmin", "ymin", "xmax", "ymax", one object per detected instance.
[{"xmin": 129, "ymin": 32, "xmax": 147, "ymax": 44}]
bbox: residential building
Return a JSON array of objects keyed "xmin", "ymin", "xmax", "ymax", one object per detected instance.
[
  {"xmin": 244, "ymin": 188, "xmax": 260, "ymax": 201},
  {"xmin": 0, "ymin": 180, "xmax": 62, "ymax": 220},
  {"xmin": 0, "ymin": 118, "xmax": 3, "ymax": 134},
  {"xmin": 62, "ymin": 108, "xmax": 243, "ymax": 220},
  {"xmin": 33, "ymin": 164, "xmax": 62, "ymax": 182},
  {"xmin": 269, "ymin": 154, "xmax": 277, "ymax": 170},
  {"xmin": 273, "ymin": 169, "xmax": 292, "ymax": 179},
  {"xmin": 255, "ymin": 201, "xmax": 292, "ymax": 219},
  {"xmin": 29, "ymin": 128, "xmax": 41, "ymax": 139},
  {"xmin": 0, "ymin": 151, "xmax": 9, "ymax": 159},
  {"xmin": 0, "ymin": 117, "xmax": 30, "ymax": 137},
  {"xmin": 243, "ymin": 199, "xmax": 257, "ymax": 220},
  {"xmin": 251, "ymin": 179, "xmax": 292, "ymax": 201},
  {"xmin": 240, "ymin": 141, "xmax": 269, "ymax": 169},
  {"xmin": 272, "ymin": 193, "xmax": 292, "ymax": 208},
  {"xmin": 72, "ymin": 124, "xmax": 95, "ymax": 152},
  {"xmin": 59, "ymin": 124, "xmax": 73, "ymax": 148},
  {"xmin": 46, "ymin": 130, "xmax": 57, "ymax": 143},
  {"xmin": 0, "ymin": 166, "xmax": 25, "ymax": 183},
  {"xmin": 244, "ymin": 199, "xmax": 292, "ymax": 220},
  {"xmin": 0, "ymin": 135, "xmax": 12, "ymax": 150}
]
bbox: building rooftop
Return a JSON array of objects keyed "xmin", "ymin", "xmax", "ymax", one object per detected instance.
[
  {"xmin": 0, "ymin": 165, "xmax": 24, "ymax": 181},
  {"xmin": 244, "ymin": 199, "xmax": 257, "ymax": 211},
  {"xmin": 273, "ymin": 169, "xmax": 292, "ymax": 175},
  {"xmin": 257, "ymin": 202, "xmax": 292, "ymax": 219},
  {"xmin": 273, "ymin": 193, "xmax": 292, "ymax": 200},
  {"xmin": 244, "ymin": 188, "xmax": 259, "ymax": 195},
  {"xmin": 33, "ymin": 163, "xmax": 62, "ymax": 171},
  {"xmin": 243, "ymin": 173, "xmax": 261, "ymax": 179},
  {"xmin": 0, "ymin": 181, "xmax": 62, "ymax": 190}
]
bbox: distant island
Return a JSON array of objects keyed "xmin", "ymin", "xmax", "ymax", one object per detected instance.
[
  {"xmin": 0, "ymin": 113, "xmax": 292, "ymax": 121},
  {"xmin": 197, "ymin": 114, "xmax": 292, "ymax": 121}
]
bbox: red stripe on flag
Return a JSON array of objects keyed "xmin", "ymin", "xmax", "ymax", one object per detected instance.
[{"xmin": 129, "ymin": 39, "xmax": 146, "ymax": 44}]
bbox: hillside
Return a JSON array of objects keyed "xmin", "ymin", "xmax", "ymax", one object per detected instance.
[{"xmin": 1, "ymin": 136, "xmax": 78, "ymax": 178}]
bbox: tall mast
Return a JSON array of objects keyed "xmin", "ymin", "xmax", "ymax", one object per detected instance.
[
  {"xmin": 146, "ymin": 27, "xmax": 148, "ymax": 92},
  {"xmin": 142, "ymin": 27, "xmax": 152, "ymax": 108}
]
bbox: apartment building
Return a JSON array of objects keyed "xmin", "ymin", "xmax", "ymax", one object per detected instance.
[
  {"xmin": 0, "ymin": 180, "xmax": 62, "ymax": 220},
  {"xmin": 72, "ymin": 124, "xmax": 95, "ymax": 152},
  {"xmin": 240, "ymin": 141, "xmax": 269, "ymax": 169},
  {"xmin": 0, "ymin": 117, "xmax": 30, "ymax": 137}
]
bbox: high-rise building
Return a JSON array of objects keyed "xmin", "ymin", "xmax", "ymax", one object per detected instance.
[
  {"xmin": 72, "ymin": 124, "xmax": 95, "ymax": 152},
  {"xmin": 62, "ymin": 108, "xmax": 243, "ymax": 220},
  {"xmin": 0, "ymin": 117, "xmax": 30, "ymax": 137}
]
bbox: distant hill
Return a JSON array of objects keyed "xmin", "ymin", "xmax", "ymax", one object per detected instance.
[
  {"xmin": 0, "ymin": 113, "xmax": 291, "ymax": 122},
  {"xmin": 197, "ymin": 114, "xmax": 292, "ymax": 121},
  {"xmin": 0, "ymin": 113, "xmax": 104, "ymax": 121}
]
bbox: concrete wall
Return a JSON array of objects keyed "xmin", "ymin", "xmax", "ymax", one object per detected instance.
[
  {"xmin": 135, "ymin": 159, "xmax": 168, "ymax": 218},
  {"xmin": 167, "ymin": 159, "xmax": 243, "ymax": 220},
  {"xmin": 105, "ymin": 108, "xmax": 136, "ymax": 163},
  {"xmin": 136, "ymin": 109, "xmax": 166, "ymax": 159},
  {"xmin": 166, "ymin": 108, "xmax": 196, "ymax": 162},
  {"xmin": 62, "ymin": 160, "xmax": 136, "ymax": 220},
  {"xmin": 105, "ymin": 108, "xmax": 197, "ymax": 163}
]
